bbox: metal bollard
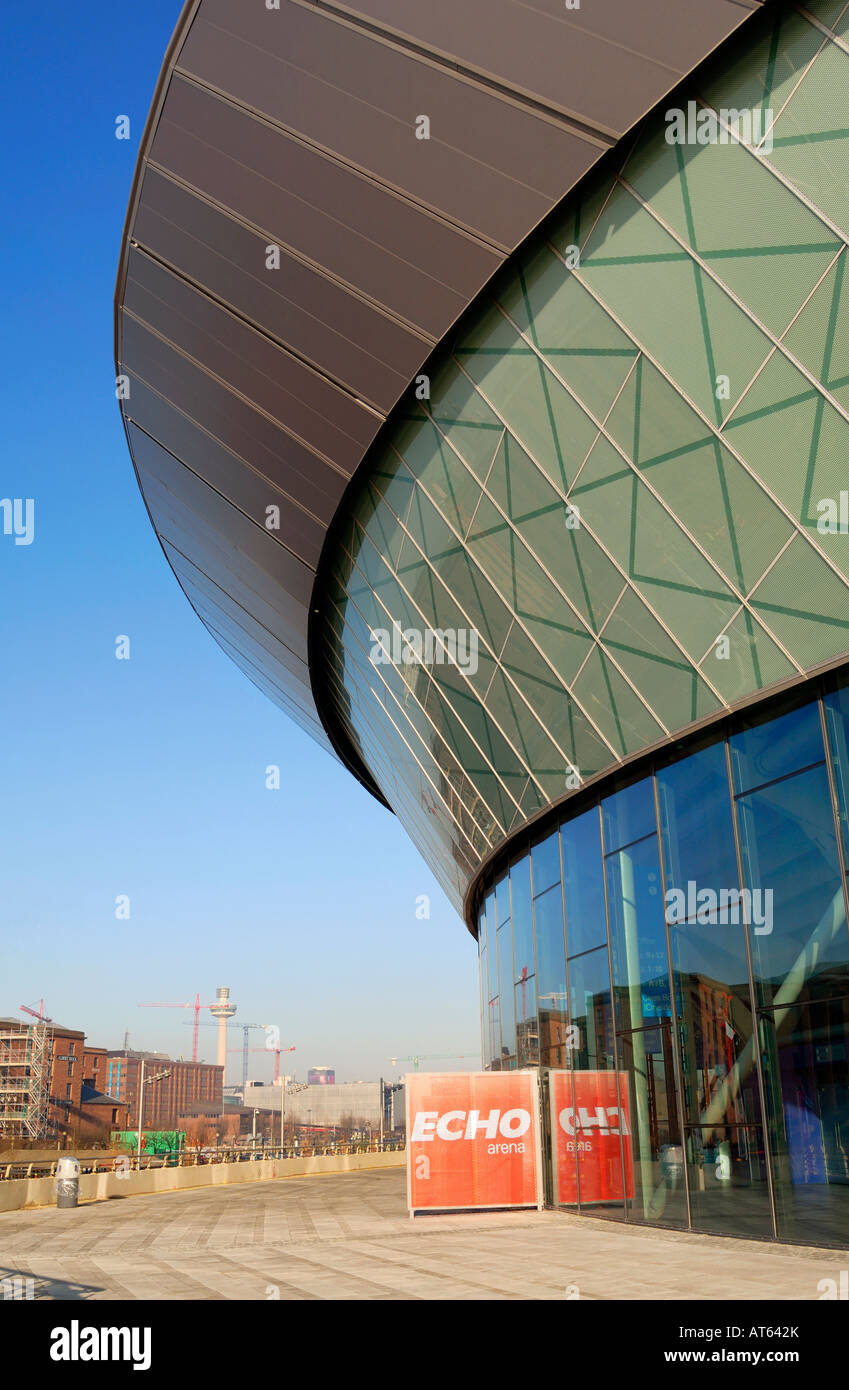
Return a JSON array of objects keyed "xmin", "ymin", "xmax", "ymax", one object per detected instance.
[{"xmin": 56, "ymin": 1156, "xmax": 80, "ymax": 1209}]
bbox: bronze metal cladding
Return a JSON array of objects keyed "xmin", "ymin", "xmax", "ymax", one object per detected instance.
[{"xmin": 115, "ymin": 0, "xmax": 764, "ymax": 798}]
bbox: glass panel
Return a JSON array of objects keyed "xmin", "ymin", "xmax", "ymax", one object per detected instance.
[
  {"xmin": 534, "ymin": 883, "xmax": 568, "ymax": 1067},
  {"xmin": 531, "ymin": 830, "xmax": 561, "ymax": 896},
  {"xmin": 562, "ymin": 808, "xmax": 606, "ymax": 957},
  {"xmin": 685, "ymin": 1126, "xmax": 773, "ymax": 1240},
  {"xmin": 497, "ymin": 921, "xmax": 516, "ymax": 1065},
  {"xmin": 495, "ymin": 873, "xmax": 511, "ymax": 929},
  {"xmin": 618, "ymin": 1024, "xmax": 687, "ymax": 1228},
  {"xmin": 729, "ymin": 699, "xmax": 825, "ymax": 795},
  {"xmin": 656, "ymin": 742, "xmax": 738, "ymax": 904},
  {"xmin": 479, "ymin": 944, "xmax": 489, "ymax": 1068},
  {"xmin": 606, "ymin": 834, "xmax": 671, "ymax": 1028},
  {"xmin": 510, "ymin": 856, "xmax": 535, "ymax": 985},
  {"xmin": 568, "ymin": 947, "xmax": 615, "ymax": 1073},
  {"xmin": 515, "ymin": 972, "xmax": 539, "ymax": 1068},
  {"xmin": 735, "ymin": 763, "xmax": 849, "ymax": 1006},
  {"xmin": 602, "ymin": 778, "xmax": 656, "ymax": 855},
  {"xmin": 487, "ymin": 996, "xmax": 501, "ymax": 1070},
  {"xmin": 824, "ymin": 682, "xmax": 849, "ymax": 865},
  {"xmin": 760, "ymin": 998, "xmax": 849, "ymax": 1248},
  {"xmin": 675, "ymin": 961, "xmax": 760, "ymax": 1128},
  {"xmin": 484, "ymin": 892, "xmax": 498, "ymax": 1006}
]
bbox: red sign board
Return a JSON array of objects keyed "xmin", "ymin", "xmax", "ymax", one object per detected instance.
[
  {"xmin": 406, "ymin": 1072, "xmax": 541, "ymax": 1213},
  {"xmin": 549, "ymin": 1070, "xmax": 634, "ymax": 1205}
]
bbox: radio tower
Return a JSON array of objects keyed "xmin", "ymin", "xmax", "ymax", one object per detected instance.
[{"xmin": 210, "ymin": 987, "xmax": 237, "ymax": 1072}]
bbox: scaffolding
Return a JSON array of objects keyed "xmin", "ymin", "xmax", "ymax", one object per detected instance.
[{"xmin": 0, "ymin": 1023, "xmax": 51, "ymax": 1139}]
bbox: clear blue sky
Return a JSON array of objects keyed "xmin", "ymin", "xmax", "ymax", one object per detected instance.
[{"xmin": 0, "ymin": 0, "xmax": 479, "ymax": 1084}]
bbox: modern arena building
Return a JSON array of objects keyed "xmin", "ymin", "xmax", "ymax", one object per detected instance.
[{"xmin": 117, "ymin": 0, "xmax": 849, "ymax": 1245}]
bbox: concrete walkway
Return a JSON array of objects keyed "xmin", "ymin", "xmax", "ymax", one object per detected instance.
[{"xmin": 0, "ymin": 1168, "xmax": 845, "ymax": 1300}]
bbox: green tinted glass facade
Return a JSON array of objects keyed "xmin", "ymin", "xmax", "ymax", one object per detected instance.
[
  {"xmin": 479, "ymin": 679, "xmax": 849, "ymax": 1245},
  {"xmin": 324, "ymin": 1, "xmax": 849, "ymax": 914}
]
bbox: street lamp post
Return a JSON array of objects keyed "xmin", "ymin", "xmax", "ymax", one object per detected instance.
[{"xmin": 136, "ymin": 1060, "xmax": 171, "ymax": 1163}]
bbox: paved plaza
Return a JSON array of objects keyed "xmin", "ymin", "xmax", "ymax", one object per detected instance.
[{"xmin": 0, "ymin": 1167, "xmax": 845, "ymax": 1300}]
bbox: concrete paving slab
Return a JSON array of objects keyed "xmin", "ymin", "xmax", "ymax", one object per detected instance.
[{"xmin": 0, "ymin": 1167, "xmax": 846, "ymax": 1300}]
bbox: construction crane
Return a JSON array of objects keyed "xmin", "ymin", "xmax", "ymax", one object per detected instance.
[
  {"xmin": 228, "ymin": 1023, "xmax": 266, "ymax": 1088},
  {"xmin": 227, "ymin": 1040, "xmax": 296, "ymax": 1085},
  {"xmin": 267, "ymin": 1037, "xmax": 296, "ymax": 1084},
  {"xmin": 389, "ymin": 1052, "xmax": 479, "ymax": 1072},
  {"xmin": 20, "ymin": 1001, "xmax": 52, "ymax": 1023},
  {"xmin": 138, "ymin": 992, "xmax": 219, "ymax": 1063}
]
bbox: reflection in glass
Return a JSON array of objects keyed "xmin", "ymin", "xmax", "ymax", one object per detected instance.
[
  {"xmin": 510, "ymin": 857, "xmax": 535, "ymax": 984},
  {"xmin": 531, "ymin": 830, "xmax": 561, "ymax": 896},
  {"xmin": 685, "ymin": 1126, "xmax": 772, "ymax": 1239},
  {"xmin": 568, "ymin": 947, "xmax": 614, "ymax": 1073},
  {"xmin": 735, "ymin": 764, "xmax": 849, "ymax": 1006},
  {"xmin": 477, "ymin": 684, "xmax": 849, "ymax": 1244},
  {"xmin": 823, "ymin": 682, "xmax": 849, "ymax": 864},
  {"xmin": 606, "ymin": 834, "xmax": 671, "ymax": 1028},
  {"xmin": 484, "ymin": 891, "xmax": 498, "ymax": 1006},
  {"xmin": 618, "ymin": 1025, "xmax": 687, "ymax": 1228},
  {"xmin": 729, "ymin": 699, "xmax": 824, "ymax": 795},
  {"xmin": 534, "ymin": 882, "xmax": 568, "ymax": 1067},
  {"xmin": 602, "ymin": 778, "xmax": 656, "ymax": 854},
  {"xmin": 495, "ymin": 873, "xmax": 511, "ymax": 929},
  {"xmin": 497, "ymin": 920, "xmax": 516, "ymax": 1065},
  {"xmin": 657, "ymin": 742, "xmax": 737, "ymax": 900},
  {"xmin": 515, "ymin": 970, "xmax": 539, "ymax": 1067},
  {"xmin": 760, "ymin": 999, "xmax": 849, "ymax": 1248},
  {"xmin": 562, "ymin": 808, "xmax": 606, "ymax": 956}
]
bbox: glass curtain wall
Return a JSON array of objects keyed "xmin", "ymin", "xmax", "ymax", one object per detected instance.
[{"xmin": 479, "ymin": 677, "xmax": 849, "ymax": 1245}]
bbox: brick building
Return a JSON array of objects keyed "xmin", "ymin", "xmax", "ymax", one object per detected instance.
[
  {"xmin": 1, "ymin": 1020, "xmax": 129, "ymax": 1145},
  {"xmin": 104, "ymin": 1051, "xmax": 223, "ymax": 1130}
]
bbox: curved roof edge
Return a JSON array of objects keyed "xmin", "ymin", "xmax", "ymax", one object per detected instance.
[{"xmin": 115, "ymin": 0, "xmax": 767, "ymax": 809}]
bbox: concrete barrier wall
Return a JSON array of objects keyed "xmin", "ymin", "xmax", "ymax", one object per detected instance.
[{"xmin": 0, "ymin": 1149, "xmax": 405, "ymax": 1213}]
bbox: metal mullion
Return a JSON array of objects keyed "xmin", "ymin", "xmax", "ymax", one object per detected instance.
[
  {"xmin": 796, "ymin": 6, "xmax": 849, "ymax": 64},
  {"xmin": 425, "ymin": 378, "xmax": 608, "ymax": 643},
  {"xmin": 754, "ymin": 16, "xmax": 833, "ymax": 142},
  {"xmin": 325, "ymin": 590, "xmax": 506, "ymax": 840},
  {"xmin": 556, "ymin": 823, "xmax": 581, "ymax": 1211},
  {"xmin": 476, "ymin": 308, "xmax": 771, "ymax": 700},
  {"xmin": 597, "ymin": 799, "xmax": 631, "ymax": 1220},
  {"xmin": 817, "ymin": 693, "xmax": 849, "ymax": 964},
  {"xmin": 651, "ymin": 770, "xmax": 693, "ymax": 1232},
  {"xmin": 566, "ymin": 351, "xmax": 644, "ymax": 495},
  {"xmin": 491, "ymin": 295, "xmax": 751, "ymax": 609},
  {"xmin": 450, "ymin": 350, "xmax": 723, "ymax": 718},
  {"xmin": 565, "ymin": 583, "xmax": 629, "ymax": 691},
  {"xmin": 322, "ymin": 629, "xmax": 492, "ymax": 861},
  {"xmin": 723, "ymin": 736, "xmax": 780, "ymax": 1241},
  {"xmin": 353, "ymin": 446, "xmax": 623, "ymax": 770},
  {"xmin": 336, "ymin": 564, "xmax": 521, "ymax": 823},
  {"xmin": 462, "ymin": 427, "xmax": 507, "ymax": 542},
  {"xmin": 322, "ymin": 669, "xmax": 485, "ymax": 890},
  {"xmin": 691, "ymin": 531, "xmax": 797, "ymax": 666},
  {"xmin": 720, "ymin": 245, "xmax": 845, "ymax": 428},
  {"xmin": 339, "ymin": 533, "xmax": 545, "ymax": 812},
  {"xmin": 335, "ymin": 614, "xmax": 506, "ymax": 846},
  {"xmin": 555, "ymin": 260, "xmax": 828, "ymax": 674},
  {"xmin": 620, "ymin": 174, "xmax": 849, "ymax": 434}
]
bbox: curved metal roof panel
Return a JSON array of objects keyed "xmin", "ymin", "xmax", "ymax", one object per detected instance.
[{"xmin": 116, "ymin": 0, "xmax": 763, "ymax": 792}]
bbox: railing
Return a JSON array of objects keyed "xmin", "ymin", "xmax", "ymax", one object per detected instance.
[{"xmin": 0, "ymin": 1141, "xmax": 407, "ymax": 1181}]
